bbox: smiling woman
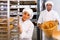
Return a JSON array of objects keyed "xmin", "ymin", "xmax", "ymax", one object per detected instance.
[{"xmin": 19, "ymin": 8, "xmax": 34, "ymax": 40}]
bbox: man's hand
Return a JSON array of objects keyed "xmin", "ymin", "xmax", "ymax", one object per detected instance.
[
  {"xmin": 38, "ymin": 23, "xmax": 43, "ymax": 29},
  {"xmin": 55, "ymin": 20, "xmax": 59, "ymax": 25}
]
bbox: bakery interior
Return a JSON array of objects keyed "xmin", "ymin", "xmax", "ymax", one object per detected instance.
[{"xmin": 0, "ymin": 0, "xmax": 60, "ymax": 40}]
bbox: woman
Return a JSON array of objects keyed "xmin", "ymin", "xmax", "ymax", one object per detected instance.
[{"xmin": 19, "ymin": 8, "xmax": 34, "ymax": 40}]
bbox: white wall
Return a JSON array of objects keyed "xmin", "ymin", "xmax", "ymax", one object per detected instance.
[{"xmin": 48, "ymin": 0, "xmax": 60, "ymax": 14}]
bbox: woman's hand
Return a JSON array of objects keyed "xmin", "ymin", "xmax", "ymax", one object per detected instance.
[{"xmin": 18, "ymin": 25, "xmax": 22, "ymax": 34}]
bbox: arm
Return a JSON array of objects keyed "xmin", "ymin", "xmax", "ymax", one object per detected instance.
[
  {"xmin": 18, "ymin": 18, "xmax": 22, "ymax": 34},
  {"xmin": 18, "ymin": 24, "xmax": 22, "ymax": 34},
  {"xmin": 37, "ymin": 12, "xmax": 43, "ymax": 29}
]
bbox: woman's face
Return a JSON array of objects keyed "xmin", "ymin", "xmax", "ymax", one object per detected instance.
[{"xmin": 22, "ymin": 11, "xmax": 30, "ymax": 21}]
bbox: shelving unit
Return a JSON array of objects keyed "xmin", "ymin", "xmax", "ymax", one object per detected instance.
[
  {"xmin": 10, "ymin": 0, "xmax": 20, "ymax": 40},
  {"xmin": 0, "ymin": 0, "xmax": 8, "ymax": 40}
]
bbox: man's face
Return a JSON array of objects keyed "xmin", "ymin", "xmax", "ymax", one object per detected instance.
[
  {"xmin": 46, "ymin": 3, "xmax": 52, "ymax": 11},
  {"xmin": 22, "ymin": 11, "xmax": 30, "ymax": 21}
]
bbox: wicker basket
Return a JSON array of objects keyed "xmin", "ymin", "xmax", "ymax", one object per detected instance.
[
  {"xmin": 41, "ymin": 21, "xmax": 58, "ymax": 37},
  {"xmin": 42, "ymin": 25, "xmax": 57, "ymax": 37}
]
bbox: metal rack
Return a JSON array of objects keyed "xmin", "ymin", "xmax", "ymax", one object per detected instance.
[
  {"xmin": 10, "ymin": 0, "xmax": 19, "ymax": 40},
  {"xmin": 0, "ymin": 0, "xmax": 8, "ymax": 40}
]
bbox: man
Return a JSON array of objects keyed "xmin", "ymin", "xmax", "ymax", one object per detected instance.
[
  {"xmin": 18, "ymin": 8, "xmax": 34, "ymax": 40},
  {"xmin": 37, "ymin": 1, "xmax": 60, "ymax": 40}
]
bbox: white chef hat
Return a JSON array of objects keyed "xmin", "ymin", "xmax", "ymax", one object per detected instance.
[
  {"xmin": 22, "ymin": 8, "xmax": 34, "ymax": 19},
  {"xmin": 45, "ymin": 1, "xmax": 54, "ymax": 7}
]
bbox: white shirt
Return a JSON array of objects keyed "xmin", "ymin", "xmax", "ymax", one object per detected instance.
[
  {"xmin": 19, "ymin": 18, "xmax": 34, "ymax": 39},
  {"xmin": 38, "ymin": 10, "xmax": 60, "ymax": 24}
]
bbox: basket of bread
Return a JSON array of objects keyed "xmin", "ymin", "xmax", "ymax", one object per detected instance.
[{"xmin": 41, "ymin": 20, "xmax": 58, "ymax": 37}]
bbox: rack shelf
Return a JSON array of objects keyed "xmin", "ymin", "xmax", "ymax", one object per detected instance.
[{"xmin": 0, "ymin": 0, "xmax": 8, "ymax": 40}]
